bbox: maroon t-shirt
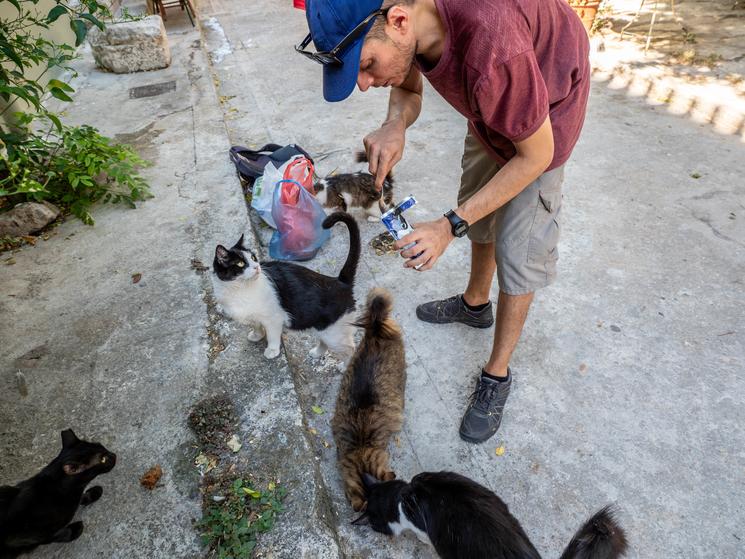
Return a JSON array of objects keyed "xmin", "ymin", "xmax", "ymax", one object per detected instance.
[{"xmin": 416, "ymin": 0, "xmax": 591, "ymax": 170}]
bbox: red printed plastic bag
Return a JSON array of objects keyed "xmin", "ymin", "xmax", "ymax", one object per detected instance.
[
  {"xmin": 252, "ymin": 155, "xmax": 315, "ymax": 228},
  {"xmin": 269, "ymin": 180, "xmax": 330, "ymax": 261}
]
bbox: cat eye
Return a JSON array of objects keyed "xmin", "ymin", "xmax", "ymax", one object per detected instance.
[
  {"xmin": 237, "ymin": 261, "xmax": 245, "ymax": 268},
  {"xmin": 251, "ymin": 254, "xmax": 257, "ymax": 262},
  {"xmin": 100, "ymin": 456, "xmax": 108, "ymax": 464}
]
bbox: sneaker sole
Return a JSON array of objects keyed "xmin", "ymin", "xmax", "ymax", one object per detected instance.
[
  {"xmin": 458, "ymin": 428, "xmax": 497, "ymax": 444},
  {"xmin": 416, "ymin": 308, "xmax": 494, "ymax": 329}
]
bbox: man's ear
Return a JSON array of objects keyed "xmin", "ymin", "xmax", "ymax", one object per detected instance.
[
  {"xmin": 63, "ymin": 462, "xmax": 87, "ymax": 475},
  {"xmin": 386, "ymin": 4, "xmax": 411, "ymax": 35},
  {"xmin": 61, "ymin": 429, "xmax": 79, "ymax": 448}
]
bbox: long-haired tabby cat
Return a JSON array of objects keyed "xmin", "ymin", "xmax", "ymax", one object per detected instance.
[
  {"xmin": 315, "ymin": 152, "xmax": 394, "ymax": 222},
  {"xmin": 356, "ymin": 471, "xmax": 628, "ymax": 559},
  {"xmin": 0, "ymin": 430, "xmax": 116, "ymax": 558},
  {"xmin": 213, "ymin": 212, "xmax": 360, "ymax": 363},
  {"xmin": 331, "ymin": 288, "xmax": 406, "ymax": 511}
]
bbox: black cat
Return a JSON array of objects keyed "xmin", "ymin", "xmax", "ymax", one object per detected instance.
[
  {"xmin": 0, "ymin": 429, "xmax": 116, "ymax": 558},
  {"xmin": 357, "ymin": 471, "xmax": 628, "ymax": 559}
]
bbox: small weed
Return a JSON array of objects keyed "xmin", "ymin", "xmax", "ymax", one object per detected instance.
[{"xmin": 198, "ymin": 477, "xmax": 286, "ymax": 558}]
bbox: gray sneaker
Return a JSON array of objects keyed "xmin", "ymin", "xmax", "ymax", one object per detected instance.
[
  {"xmin": 459, "ymin": 370, "xmax": 512, "ymax": 443},
  {"xmin": 416, "ymin": 294, "xmax": 494, "ymax": 329}
]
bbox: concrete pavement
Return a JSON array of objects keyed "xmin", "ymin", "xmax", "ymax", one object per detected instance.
[{"xmin": 1, "ymin": 0, "xmax": 743, "ymax": 558}]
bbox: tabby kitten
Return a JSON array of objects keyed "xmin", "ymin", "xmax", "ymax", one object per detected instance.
[
  {"xmin": 212, "ymin": 212, "xmax": 360, "ymax": 363},
  {"xmin": 331, "ymin": 288, "xmax": 406, "ymax": 511},
  {"xmin": 358, "ymin": 471, "xmax": 628, "ymax": 559},
  {"xmin": 315, "ymin": 152, "xmax": 394, "ymax": 222},
  {"xmin": 0, "ymin": 430, "xmax": 116, "ymax": 558}
]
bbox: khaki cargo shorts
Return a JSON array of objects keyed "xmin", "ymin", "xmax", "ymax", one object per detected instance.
[{"xmin": 458, "ymin": 130, "xmax": 565, "ymax": 296}]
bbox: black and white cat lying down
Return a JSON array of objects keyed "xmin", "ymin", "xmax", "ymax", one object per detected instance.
[
  {"xmin": 212, "ymin": 212, "xmax": 360, "ymax": 363},
  {"xmin": 357, "ymin": 471, "xmax": 628, "ymax": 559}
]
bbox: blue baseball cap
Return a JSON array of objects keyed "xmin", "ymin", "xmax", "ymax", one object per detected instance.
[{"xmin": 305, "ymin": 0, "xmax": 384, "ymax": 102}]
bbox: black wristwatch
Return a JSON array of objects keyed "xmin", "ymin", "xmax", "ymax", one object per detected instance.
[{"xmin": 444, "ymin": 210, "xmax": 469, "ymax": 238}]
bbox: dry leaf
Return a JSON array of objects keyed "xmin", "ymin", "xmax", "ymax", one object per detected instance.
[
  {"xmin": 268, "ymin": 481, "xmax": 276, "ymax": 491},
  {"xmin": 226, "ymin": 434, "xmax": 242, "ymax": 453},
  {"xmin": 131, "ymin": 273, "xmax": 142, "ymax": 284},
  {"xmin": 21, "ymin": 236, "xmax": 37, "ymax": 245},
  {"xmin": 495, "ymin": 446, "xmax": 505, "ymax": 457},
  {"xmin": 4, "ymin": 258, "xmax": 15, "ymax": 265},
  {"xmin": 394, "ymin": 436, "xmax": 401, "ymax": 448},
  {"xmin": 308, "ymin": 427, "xmax": 318, "ymax": 436},
  {"xmin": 322, "ymin": 440, "xmax": 331, "ymax": 448},
  {"xmin": 140, "ymin": 465, "xmax": 163, "ymax": 490},
  {"xmin": 195, "ymin": 452, "xmax": 217, "ymax": 473}
]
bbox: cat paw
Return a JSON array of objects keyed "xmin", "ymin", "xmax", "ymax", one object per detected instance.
[
  {"xmin": 248, "ymin": 328, "xmax": 265, "ymax": 342},
  {"xmin": 81, "ymin": 486, "xmax": 103, "ymax": 505},
  {"xmin": 264, "ymin": 346, "xmax": 281, "ymax": 359}
]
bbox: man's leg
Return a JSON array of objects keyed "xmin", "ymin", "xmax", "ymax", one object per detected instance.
[
  {"xmin": 460, "ymin": 164, "xmax": 564, "ymax": 443},
  {"xmin": 463, "ymin": 241, "xmax": 496, "ymax": 307},
  {"xmin": 484, "ymin": 290, "xmax": 534, "ymax": 377}
]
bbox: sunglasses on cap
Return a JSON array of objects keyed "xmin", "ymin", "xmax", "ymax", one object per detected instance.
[{"xmin": 295, "ymin": 8, "xmax": 389, "ymax": 66}]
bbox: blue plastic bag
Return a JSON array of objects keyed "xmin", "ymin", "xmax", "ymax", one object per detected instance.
[{"xmin": 269, "ymin": 180, "xmax": 330, "ymax": 261}]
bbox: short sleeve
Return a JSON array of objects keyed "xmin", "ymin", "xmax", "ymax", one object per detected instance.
[{"xmin": 474, "ymin": 50, "xmax": 549, "ymax": 143}]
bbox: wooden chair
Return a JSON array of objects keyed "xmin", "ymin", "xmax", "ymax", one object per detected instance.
[{"xmin": 151, "ymin": 0, "xmax": 196, "ymax": 26}]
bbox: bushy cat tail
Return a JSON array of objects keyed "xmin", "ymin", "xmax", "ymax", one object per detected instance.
[
  {"xmin": 322, "ymin": 212, "xmax": 360, "ymax": 286},
  {"xmin": 559, "ymin": 505, "xmax": 628, "ymax": 559},
  {"xmin": 355, "ymin": 288, "xmax": 399, "ymax": 340},
  {"xmin": 355, "ymin": 151, "xmax": 394, "ymax": 185}
]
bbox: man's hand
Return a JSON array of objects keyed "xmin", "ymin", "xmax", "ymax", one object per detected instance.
[
  {"xmin": 395, "ymin": 217, "xmax": 454, "ymax": 271},
  {"xmin": 363, "ymin": 119, "xmax": 406, "ymax": 191}
]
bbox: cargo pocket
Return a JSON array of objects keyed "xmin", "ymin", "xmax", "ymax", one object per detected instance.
[{"xmin": 527, "ymin": 188, "xmax": 562, "ymax": 265}]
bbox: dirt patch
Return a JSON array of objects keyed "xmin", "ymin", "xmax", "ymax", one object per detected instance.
[{"xmin": 188, "ymin": 394, "xmax": 239, "ymax": 455}]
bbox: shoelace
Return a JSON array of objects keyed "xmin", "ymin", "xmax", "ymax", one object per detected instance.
[{"xmin": 469, "ymin": 381, "xmax": 500, "ymax": 412}]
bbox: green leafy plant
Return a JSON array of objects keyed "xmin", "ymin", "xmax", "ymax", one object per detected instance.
[
  {"xmin": 1, "ymin": 117, "xmax": 151, "ymax": 224},
  {"xmin": 198, "ymin": 478, "xmax": 287, "ymax": 559},
  {"xmin": 0, "ymin": 0, "xmax": 151, "ymax": 226}
]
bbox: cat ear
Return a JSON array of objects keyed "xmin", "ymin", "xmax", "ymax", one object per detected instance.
[
  {"xmin": 63, "ymin": 462, "xmax": 87, "ymax": 475},
  {"xmin": 362, "ymin": 472, "xmax": 380, "ymax": 490},
  {"xmin": 350, "ymin": 511, "xmax": 370, "ymax": 526},
  {"xmin": 215, "ymin": 245, "xmax": 230, "ymax": 263},
  {"xmin": 61, "ymin": 429, "xmax": 79, "ymax": 448},
  {"xmin": 234, "ymin": 234, "xmax": 246, "ymax": 249}
]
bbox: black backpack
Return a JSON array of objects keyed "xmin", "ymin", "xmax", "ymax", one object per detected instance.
[{"xmin": 229, "ymin": 143, "xmax": 314, "ymax": 182}]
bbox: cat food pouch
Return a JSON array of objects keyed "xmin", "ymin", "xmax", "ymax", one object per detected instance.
[{"xmin": 269, "ymin": 179, "xmax": 330, "ymax": 261}]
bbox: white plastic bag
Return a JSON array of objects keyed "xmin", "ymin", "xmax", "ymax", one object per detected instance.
[{"xmin": 251, "ymin": 155, "xmax": 314, "ymax": 228}]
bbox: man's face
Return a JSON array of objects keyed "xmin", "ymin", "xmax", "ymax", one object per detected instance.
[{"xmin": 357, "ymin": 35, "xmax": 415, "ymax": 92}]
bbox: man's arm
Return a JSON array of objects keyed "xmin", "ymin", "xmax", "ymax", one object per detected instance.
[
  {"xmin": 455, "ymin": 114, "xmax": 554, "ymax": 226},
  {"xmin": 398, "ymin": 115, "xmax": 555, "ymax": 271},
  {"xmin": 363, "ymin": 65, "xmax": 423, "ymax": 189}
]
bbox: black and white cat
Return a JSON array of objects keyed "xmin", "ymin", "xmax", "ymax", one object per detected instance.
[
  {"xmin": 357, "ymin": 471, "xmax": 628, "ymax": 559},
  {"xmin": 0, "ymin": 430, "xmax": 116, "ymax": 558},
  {"xmin": 212, "ymin": 212, "xmax": 360, "ymax": 364}
]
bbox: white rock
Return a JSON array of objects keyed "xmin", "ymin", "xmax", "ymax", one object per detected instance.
[
  {"xmin": 0, "ymin": 201, "xmax": 60, "ymax": 236},
  {"xmin": 88, "ymin": 16, "xmax": 171, "ymax": 74}
]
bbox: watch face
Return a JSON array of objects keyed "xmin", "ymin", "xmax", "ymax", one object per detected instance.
[{"xmin": 454, "ymin": 221, "xmax": 468, "ymax": 237}]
